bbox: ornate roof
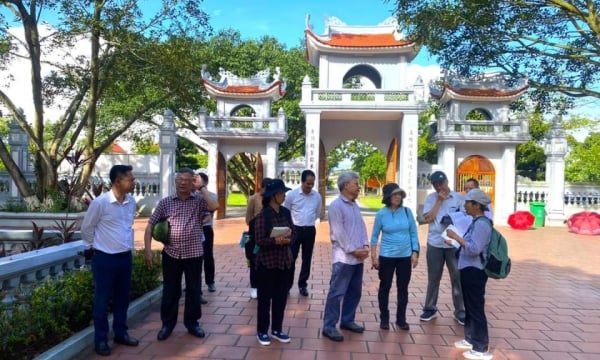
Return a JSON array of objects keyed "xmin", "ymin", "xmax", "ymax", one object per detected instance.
[
  {"xmin": 304, "ymin": 15, "xmax": 418, "ymax": 65},
  {"xmin": 429, "ymin": 72, "xmax": 529, "ymax": 103},
  {"xmin": 201, "ymin": 65, "xmax": 286, "ymax": 100}
]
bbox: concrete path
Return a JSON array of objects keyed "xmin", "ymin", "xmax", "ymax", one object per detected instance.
[{"xmin": 81, "ymin": 216, "xmax": 600, "ymax": 360}]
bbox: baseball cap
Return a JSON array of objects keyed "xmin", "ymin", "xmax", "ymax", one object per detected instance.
[
  {"xmin": 430, "ymin": 171, "xmax": 447, "ymax": 184},
  {"xmin": 465, "ymin": 189, "xmax": 491, "ymax": 207}
]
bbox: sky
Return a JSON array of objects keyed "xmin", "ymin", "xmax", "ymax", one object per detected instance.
[{"xmin": 199, "ymin": 0, "xmax": 437, "ymax": 66}]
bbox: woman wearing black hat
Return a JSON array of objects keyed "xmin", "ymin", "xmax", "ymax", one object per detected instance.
[
  {"xmin": 370, "ymin": 183, "xmax": 420, "ymax": 330},
  {"xmin": 252, "ymin": 179, "xmax": 294, "ymax": 346}
]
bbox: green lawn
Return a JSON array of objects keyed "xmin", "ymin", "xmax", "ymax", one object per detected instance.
[
  {"xmin": 226, "ymin": 192, "xmax": 383, "ymax": 211},
  {"xmin": 226, "ymin": 192, "xmax": 248, "ymax": 207}
]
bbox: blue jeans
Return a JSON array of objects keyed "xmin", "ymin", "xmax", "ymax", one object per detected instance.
[
  {"xmin": 323, "ymin": 262, "xmax": 363, "ymax": 331},
  {"xmin": 92, "ymin": 250, "xmax": 132, "ymax": 343}
]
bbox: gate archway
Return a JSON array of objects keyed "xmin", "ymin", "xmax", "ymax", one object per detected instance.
[{"xmin": 456, "ymin": 155, "xmax": 495, "ymax": 208}]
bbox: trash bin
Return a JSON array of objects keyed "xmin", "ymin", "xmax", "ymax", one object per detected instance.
[{"xmin": 529, "ymin": 202, "xmax": 546, "ymax": 227}]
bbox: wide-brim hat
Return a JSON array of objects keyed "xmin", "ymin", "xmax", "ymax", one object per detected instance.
[
  {"xmin": 381, "ymin": 183, "xmax": 406, "ymax": 204},
  {"xmin": 263, "ymin": 178, "xmax": 291, "ymax": 198}
]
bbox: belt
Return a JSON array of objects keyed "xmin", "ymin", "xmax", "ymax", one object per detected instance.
[
  {"xmin": 294, "ymin": 225, "xmax": 315, "ymax": 230},
  {"xmin": 95, "ymin": 249, "xmax": 132, "ymax": 257}
]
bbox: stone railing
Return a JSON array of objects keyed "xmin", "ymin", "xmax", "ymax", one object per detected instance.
[
  {"xmin": 0, "ymin": 240, "xmax": 87, "ymax": 305},
  {"xmin": 309, "ymin": 89, "xmax": 416, "ymax": 105},
  {"xmin": 431, "ymin": 119, "xmax": 529, "ymax": 142}
]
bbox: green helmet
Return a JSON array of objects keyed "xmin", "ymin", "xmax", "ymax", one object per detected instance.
[{"xmin": 152, "ymin": 218, "xmax": 170, "ymax": 245}]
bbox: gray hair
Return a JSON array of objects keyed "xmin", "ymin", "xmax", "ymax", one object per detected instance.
[
  {"xmin": 176, "ymin": 167, "xmax": 195, "ymax": 177},
  {"xmin": 337, "ymin": 171, "xmax": 359, "ymax": 192}
]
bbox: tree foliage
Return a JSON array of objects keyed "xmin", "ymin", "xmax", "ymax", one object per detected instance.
[
  {"xmin": 566, "ymin": 132, "xmax": 600, "ymax": 183},
  {"xmin": 327, "ymin": 140, "xmax": 379, "ymax": 175},
  {"xmin": 361, "ymin": 152, "xmax": 387, "ymax": 192},
  {"xmin": 0, "ymin": 0, "xmax": 211, "ymax": 206},
  {"xmin": 391, "ymin": 0, "xmax": 600, "ymax": 108}
]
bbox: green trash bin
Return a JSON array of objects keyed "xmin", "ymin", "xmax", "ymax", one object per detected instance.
[{"xmin": 529, "ymin": 202, "xmax": 546, "ymax": 227}]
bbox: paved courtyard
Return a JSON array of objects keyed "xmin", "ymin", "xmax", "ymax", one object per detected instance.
[{"xmin": 82, "ymin": 215, "xmax": 600, "ymax": 359}]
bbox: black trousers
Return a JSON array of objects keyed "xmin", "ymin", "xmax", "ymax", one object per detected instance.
[
  {"xmin": 290, "ymin": 225, "xmax": 316, "ymax": 289},
  {"xmin": 460, "ymin": 267, "xmax": 489, "ymax": 352},
  {"xmin": 161, "ymin": 251, "xmax": 203, "ymax": 329},
  {"xmin": 377, "ymin": 256, "xmax": 412, "ymax": 324},
  {"xmin": 256, "ymin": 264, "xmax": 290, "ymax": 333},
  {"xmin": 202, "ymin": 225, "xmax": 215, "ymax": 286},
  {"xmin": 249, "ymin": 257, "xmax": 258, "ymax": 288}
]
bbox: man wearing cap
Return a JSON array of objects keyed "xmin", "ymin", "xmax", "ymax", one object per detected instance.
[
  {"xmin": 419, "ymin": 170, "xmax": 466, "ymax": 325},
  {"xmin": 284, "ymin": 169, "xmax": 322, "ymax": 297}
]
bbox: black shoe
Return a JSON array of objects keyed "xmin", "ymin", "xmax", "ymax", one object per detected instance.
[
  {"xmin": 114, "ymin": 333, "xmax": 139, "ymax": 346},
  {"xmin": 299, "ymin": 287, "xmax": 309, "ymax": 297},
  {"xmin": 94, "ymin": 341, "xmax": 111, "ymax": 356},
  {"xmin": 380, "ymin": 321, "xmax": 390, "ymax": 330},
  {"xmin": 208, "ymin": 284, "xmax": 216, "ymax": 292},
  {"xmin": 322, "ymin": 328, "xmax": 344, "ymax": 342},
  {"xmin": 157, "ymin": 326, "xmax": 173, "ymax": 341},
  {"xmin": 188, "ymin": 325, "xmax": 206, "ymax": 338},
  {"xmin": 395, "ymin": 321, "xmax": 410, "ymax": 331},
  {"xmin": 340, "ymin": 322, "xmax": 365, "ymax": 333},
  {"xmin": 200, "ymin": 295, "xmax": 208, "ymax": 304}
]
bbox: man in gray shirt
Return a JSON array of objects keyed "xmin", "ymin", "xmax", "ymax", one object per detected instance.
[{"xmin": 420, "ymin": 171, "xmax": 466, "ymax": 325}]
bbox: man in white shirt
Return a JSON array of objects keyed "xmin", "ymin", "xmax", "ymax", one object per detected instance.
[
  {"xmin": 284, "ymin": 169, "xmax": 322, "ymax": 297},
  {"xmin": 81, "ymin": 165, "xmax": 138, "ymax": 356}
]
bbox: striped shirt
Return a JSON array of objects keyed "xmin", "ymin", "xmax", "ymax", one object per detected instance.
[
  {"xmin": 149, "ymin": 193, "xmax": 208, "ymax": 259},
  {"xmin": 328, "ymin": 195, "xmax": 369, "ymax": 265}
]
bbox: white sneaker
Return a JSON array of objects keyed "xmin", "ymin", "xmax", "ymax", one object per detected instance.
[
  {"xmin": 455, "ymin": 339, "xmax": 473, "ymax": 349},
  {"xmin": 250, "ymin": 288, "xmax": 257, "ymax": 299},
  {"xmin": 463, "ymin": 350, "xmax": 493, "ymax": 360}
]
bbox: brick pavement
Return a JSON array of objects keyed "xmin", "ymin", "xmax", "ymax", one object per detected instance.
[{"xmin": 82, "ymin": 216, "xmax": 600, "ymax": 360}]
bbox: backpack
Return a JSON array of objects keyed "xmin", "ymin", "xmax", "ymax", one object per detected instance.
[{"xmin": 475, "ymin": 216, "xmax": 511, "ymax": 279}]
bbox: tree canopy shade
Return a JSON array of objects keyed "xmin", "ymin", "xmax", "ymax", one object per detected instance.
[
  {"xmin": 0, "ymin": 0, "xmax": 211, "ymax": 206},
  {"xmin": 390, "ymin": 0, "xmax": 600, "ymax": 106}
]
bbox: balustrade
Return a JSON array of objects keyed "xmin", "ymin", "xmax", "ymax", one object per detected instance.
[{"xmin": 0, "ymin": 240, "xmax": 87, "ymax": 306}]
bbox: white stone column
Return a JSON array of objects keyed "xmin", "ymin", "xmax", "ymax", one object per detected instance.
[
  {"xmin": 206, "ymin": 140, "xmax": 219, "ymax": 194},
  {"xmin": 159, "ymin": 110, "xmax": 177, "ymax": 198},
  {"xmin": 399, "ymin": 114, "xmax": 419, "ymax": 212},
  {"xmin": 265, "ymin": 141, "xmax": 278, "ymax": 179},
  {"xmin": 304, "ymin": 111, "xmax": 321, "ymax": 182},
  {"xmin": 544, "ymin": 118, "xmax": 567, "ymax": 225},
  {"xmin": 497, "ymin": 146, "xmax": 517, "ymax": 226},
  {"xmin": 438, "ymin": 144, "xmax": 456, "ymax": 187}
]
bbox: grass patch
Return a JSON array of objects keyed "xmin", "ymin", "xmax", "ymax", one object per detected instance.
[
  {"xmin": 227, "ymin": 192, "xmax": 248, "ymax": 207},
  {"xmin": 358, "ymin": 195, "xmax": 384, "ymax": 211}
]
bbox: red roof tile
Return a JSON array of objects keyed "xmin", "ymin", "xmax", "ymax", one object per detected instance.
[{"xmin": 306, "ymin": 30, "xmax": 413, "ymax": 48}]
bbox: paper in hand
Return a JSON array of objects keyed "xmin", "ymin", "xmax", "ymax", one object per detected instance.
[
  {"xmin": 442, "ymin": 225, "xmax": 461, "ymax": 248},
  {"xmin": 270, "ymin": 227, "xmax": 290, "ymax": 238}
]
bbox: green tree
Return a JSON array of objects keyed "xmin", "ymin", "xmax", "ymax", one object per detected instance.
[
  {"xmin": 327, "ymin": 140, "xmax": 378, "ymax": 175},
  {"xmin": 176, "ymin": 137, "xmax": 207, "ymax": 170},
  {"xmin": 391, "ymin": 1, "xmax": 600, "ymax": 107},
  {"xmin": 566, "ymin": 132, "xmax": 600, "ymax": 183},
  {"xmin": 361, "ymin": 152, "xmax": 387, "ymax": 194},
  {"xmin": 196, "ymin": 31, "xmax": 318, "ymax": 191},
  {"xmin": 0, "ymin": 0, "xmax": 210, "ymax": 207}
]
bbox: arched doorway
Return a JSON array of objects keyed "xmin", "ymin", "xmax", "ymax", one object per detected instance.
[{"xmin": 456, "ymin": 155, "xmax": 495, "ymax": 208}]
